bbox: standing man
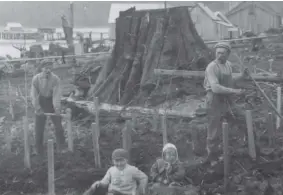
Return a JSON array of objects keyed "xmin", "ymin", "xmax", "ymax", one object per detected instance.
[
  {"xmin": 203, "ymin": 42, "xmax": 248, "ymax": 162},
  {"xmin": 31, "ymin": 61, "xmax": 65, "ymax": 155}
]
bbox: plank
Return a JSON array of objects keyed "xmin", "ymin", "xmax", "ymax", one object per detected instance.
[{"xmin": 154, "ymin": 69, "xmax": 283, "ymax": 83}]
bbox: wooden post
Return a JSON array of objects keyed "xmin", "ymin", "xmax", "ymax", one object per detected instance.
[
  {"xmin": 91, "ymin": 122, "xmax": 101, "ymax": 168},
  {"xmin": 66, "ymin": 108, "xmax": 73, "ymax": 152},
  {"xmin": 94, "ymin": 97, "xmax": 100, "ymax": 138},
  {"xmin": 245, "ymin": 110, "xmax": 256, "ymax": 159},
  {"xmin": 5, "ymin": 128, "xmax": 12, "ymax": 153},
  {"xmin": 268, "ymin": 59, "xmax": 274, "ymax": 73},
  {"xmin": 8, "ymin": 81, "xmax": 14, "ymax": 120},
  {"xmin": 276, "ymin": 86, "xmax": 281, "ymax": 130},
  {"xmin": 152, "ymin": 112, "xmax": 159, "ymax": 132},
  {"xmin": 268, "ymin": 112, "xmax": 275, "ymax": 147},
  {"xmin": 122, "ymin": 120, "xmax": 132, "ymax": 161},
  {"xmin": 131, "ymin": 113, "xmax": 137, "ymax": 130},
  {"xmin": 23, "ymin": 116, "xmax": 31, "ymax": 169},
  {"xmin": 222, "ymin": 122, "xmax": 229, "ymax": 193},
  {"xmin": 162, "ymin": 115, "xmax": 168, "ymax": 146},
  {"xmin": 48, "ymin": 139, "xmax": 55, "ymax": 195}
]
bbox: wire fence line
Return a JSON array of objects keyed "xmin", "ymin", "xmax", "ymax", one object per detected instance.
[{"xmin": 0, "ymin": 51, "xmax": 111, "ymax": 63}]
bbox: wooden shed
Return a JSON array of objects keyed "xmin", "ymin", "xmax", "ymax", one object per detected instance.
[
  {"xmin": 190, "ymin": 3, "xmax": 235, "ymax": 41},
  {"xmin": 226, "ymin": 2, "xmax": 282, "ymax": 34}
]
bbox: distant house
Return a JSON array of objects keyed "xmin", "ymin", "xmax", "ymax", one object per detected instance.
[
  {"xmin": 4, "ymin": 22, "xmax": 24, "ymax": 32},
  {"xmin": 226, "ymin": 2, "xmax": 282, "ymax": 34},
  {"xmin": 190, "ymin": 3, "xmax": 235, "ymax": 41},
  {"xmin": 108, "ymin": 3, "xmax": 171, "ymax": 40}
]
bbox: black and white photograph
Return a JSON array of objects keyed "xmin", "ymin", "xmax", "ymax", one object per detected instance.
[{"xmin": 0, "ymin": 1, "xmax": 283, "ymax": 195}]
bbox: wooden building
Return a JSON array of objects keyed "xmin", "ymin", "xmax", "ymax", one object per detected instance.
[
  {"xmin": 226, "ymin": 2, "xmax": 282, "ymax": 34},
  {"xmin": 190, "ymin": 3, "xmax": 235, "ymax": 41}
]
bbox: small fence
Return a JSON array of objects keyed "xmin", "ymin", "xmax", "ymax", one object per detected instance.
[{"xmin": 3, "ymin": 79, "xmax": 278, "ymax": 194}]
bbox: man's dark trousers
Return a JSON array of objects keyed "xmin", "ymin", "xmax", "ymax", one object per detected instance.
[{"xmin": 35, "ymin": 96, "xmax": 65, "ymax": 154}]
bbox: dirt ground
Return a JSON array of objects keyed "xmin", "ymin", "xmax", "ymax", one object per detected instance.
[{"xmin": 1, "ymin": 38, "xmax": 283, "ymax": 195}]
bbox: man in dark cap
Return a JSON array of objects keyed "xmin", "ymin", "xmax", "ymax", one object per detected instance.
[
  {"xmin": 31, "ymin": 61, "xmax": 65, "ymax": 155},
  {"xmin": 203, "ymin": 42, "xmax": 248, "ymax": 163}
]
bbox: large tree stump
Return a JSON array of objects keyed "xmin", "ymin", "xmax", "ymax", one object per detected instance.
[{"xmin": 88, "ymin": 6, "xmax": 212, "ymax": 105}]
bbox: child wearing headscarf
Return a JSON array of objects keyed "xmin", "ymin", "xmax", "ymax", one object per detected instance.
[
  {"xmin": 84, "ymin": 148, "xmax": 148, "ymax": 195},
  {"xmin": 150, "ymin": 143, "xmax": 186, "ymax": 186}
]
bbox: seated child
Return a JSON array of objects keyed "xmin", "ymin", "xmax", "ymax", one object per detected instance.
[
  {"xmin": 84, "ymin": 148, "xmax": 148, "ymax": 195},
  {"xmin": 150, "ymin": 143, "xmax": 185, "ymax": 186}
]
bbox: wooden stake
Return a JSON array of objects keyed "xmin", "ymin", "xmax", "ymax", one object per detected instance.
[
  {"xmin": 222, "ymin": 122, "xmax": 229, "ymax": 193},
  {"xmin": 23, "ymin": 116, "xmax": 31, "ymax": 169},
  {"xmin": 66, "ymin": 108, "xmax": 73, "ymax": 152},
  {"xmin": 276, "ymin": 86, "xmax": 281, "ymax": 130},
  {"xmin": 122, "ymin": 120, "xmax": 132, "ymax": 161},
  {"xmin": 8, "ymin": 81, "xmax": 14, "ymax": 120},
  {"xmin": 152, "ymin": 112, "xmax": 159, "ymax": 132},
  {"xmin": 122, "ymin": 121, "xmax": 132, "ymax": 150},
  {"xmin": 47, "ymin": 139, "xmax": 55, "ymax": 195},
  {"xmin": 131, "ymin": 113, "xmax": 137, "ymax": 130},
  {"xmin": 91, "ymin": 122, "xmax": 101, "ymax": 168},
  {"xmin": 162, "ymin": 115, "xmax": 168, "ymax": 146},
  {"xmin": 94, "ymin": 97, "xmax": 100, "ymax": 138},
  {"xmin": 5, "ymin": 127, "xmax": 12, "ymax": 153},
  {"xmin": 245, "ymin": 110, "xmax": 256, "ymax": 160},
  {"xmin": 268, "ymin": 112, "xmax": 275, "ymax": 147}
]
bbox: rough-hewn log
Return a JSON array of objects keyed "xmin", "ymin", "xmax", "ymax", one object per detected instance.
[
  {"xmin": 62, "ymin": 97, "xmax": 200, "ymax": 118},
  {"xmin": 154, "ymin": 69, "xmax": 283, "ymax": 83}
]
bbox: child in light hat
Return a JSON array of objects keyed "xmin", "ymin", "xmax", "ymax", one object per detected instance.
[
  {"xmin": 84, "ymin": 148, "xmax": 148, "ymax": 195},
  {"xmin": 150, "ymin": 143, "xmax": 185, "ymax": 186}
]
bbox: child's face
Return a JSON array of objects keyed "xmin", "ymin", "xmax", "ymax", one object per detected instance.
[
  {"xmin": 164, "ymin": 148, "xmax": 177, "ymax": 164},
  {"xmin": 113, "ymin": 158, "xmax": 127, "ymax": 170}
]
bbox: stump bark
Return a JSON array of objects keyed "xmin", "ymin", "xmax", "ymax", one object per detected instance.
[{"xmin": 88, "ymin": 6, "xmax": 212, "ymax": 105}]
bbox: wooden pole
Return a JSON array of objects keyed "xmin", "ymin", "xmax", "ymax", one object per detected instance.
[
  {"xmin": 153, "ymin": 69, "xmax": 283, "ymax": 83},
  {"xmin": 48, "ymin": 139, "xmax": 55, "ymax": 195},
  {"xmin": 276, "ymin": 86, "xmax": 281, "ymax": 130},
  {"xmin": 122, "ymin": 120, "xmax": 132, "ymax": 161},
  {"xmin": 8, "ymin": 80, "xmax": 14, "ymax": 120},
  {"xmin": 162, "ymin": 115, "xmax": 168, "ymax": 146},
  {"xmin": 268, "ymin": 112, "xmax": 275, "ymax": 147},
  {"xmin": 94, "ymin": 97, "xmax": 100, "ymax": 138},
  {"xmin": 245, "ymin": 110, "xmax": 256, "ymax": 160},
  {"xmin": 91, "ymin": 122, "xmax": 101, "ymax": 168},
  {"xmin": 23, "ymin": 116, "xmax": 31, "ymax": 169},
  {"xmin": 222, "ymin": 122, "xmax": 229, "ymax": 193},
  {"xmin": 131, "ymin": 113, "xmax": 137, "ymax": 130},
  {"xmin": 5, "ymin": 127, "xmax": 12, "ymax": 153},
  {"xmin": 66, "ymin": 108, "xmax": 73, "ymax": 152},
  {"xmin": 152, "ymin": 113, "xmax": 159, "ymax": 132},
  {"xmin": 69, "ymin": 1, "xmax": 74, "ymax": 28}
]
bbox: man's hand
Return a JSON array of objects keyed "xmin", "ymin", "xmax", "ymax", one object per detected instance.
[
  {"xmin": 91, "ymin": 181, "xmax": 100, "ymax": 189},
  {"xmin": 233, "ymin": 89, "xmax": 245, "ymax": 95},
  {"xmin": 54, "ymin": 108, "xmax": 61, "ymax": 115},
  {"xmin": 35, "ymin": 107, "xmax": 43, "ymax": 115},
  {"xmin": 241, "ymin": 67, "xmax": 250, "ymax": 79}
]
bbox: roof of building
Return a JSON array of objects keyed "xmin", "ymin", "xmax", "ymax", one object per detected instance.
[
  {"xmin": 6, "ymin": 22, "xmax": 23, "ymax": 28},
  {"xmin": 196, "ymin": 3, "xmax": 219, "ymax": 21},
  {"xmin": 226, "ymin": 1, "xmax": 281, "ymax": 17},
  {"xmin": 108, "ymin": 3, "xmax": 172, "ymax": 23},
  {"xmin": 193, "ymin": 3, "xmax": 234, "ymax": 27},
  {"xmin": 215, "ymin": 11, "xmax": 234, "ymax": 26}
]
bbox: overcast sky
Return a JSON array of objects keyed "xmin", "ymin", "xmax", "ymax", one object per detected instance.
[{"xmin": 0, "ymin": 1, "xmax": 229, "ymax": 28}]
